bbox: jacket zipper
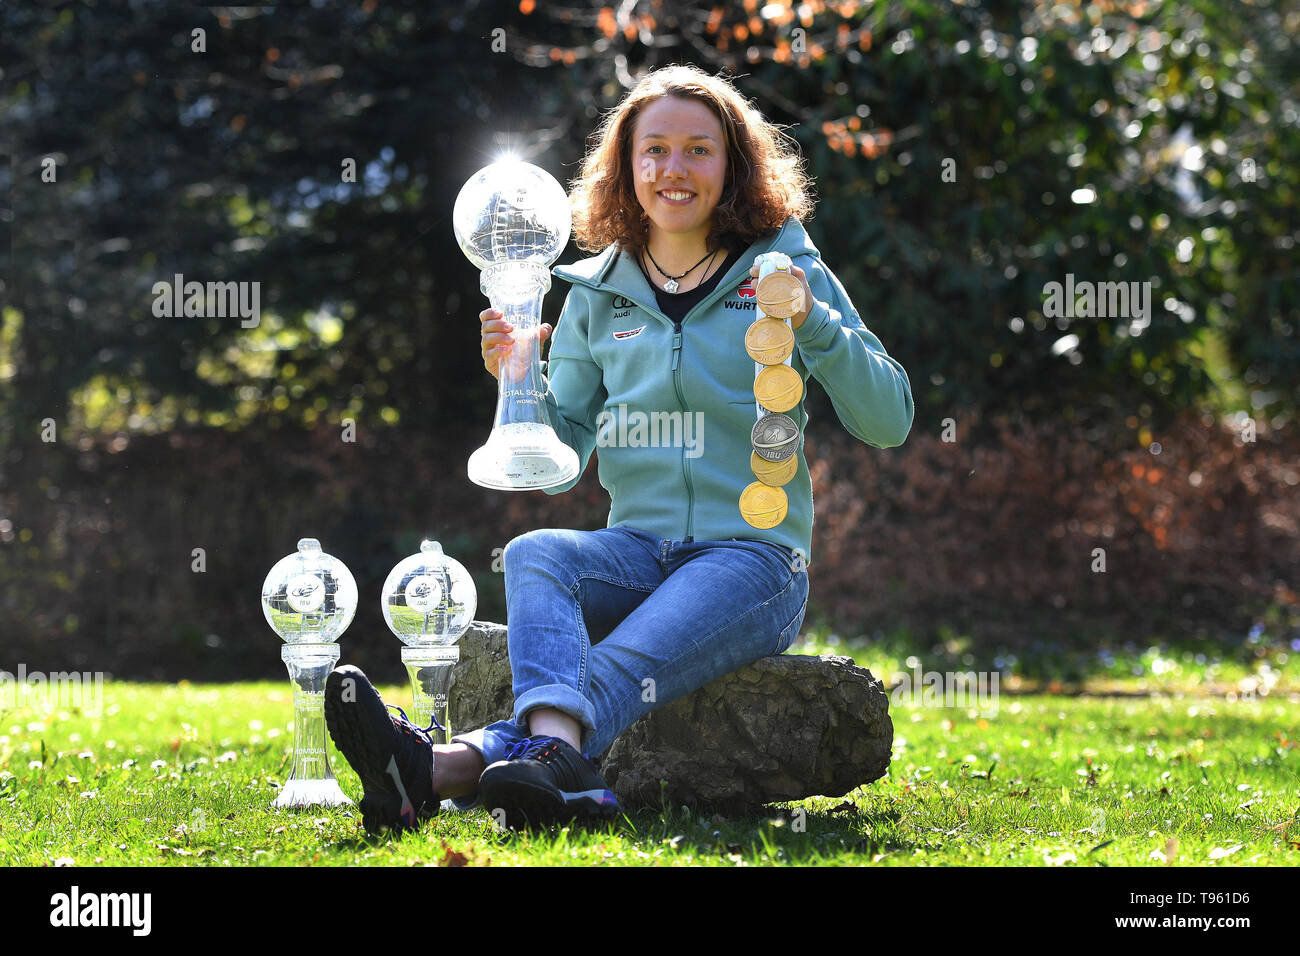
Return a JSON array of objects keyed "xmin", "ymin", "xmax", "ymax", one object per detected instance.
[
  {"xmin": 568, "ymin": 245, "xmax": 781, "ymax": 544},
  {"xmin": 671, "ymin": 322, "xmax": 694, "ymax": 540}
]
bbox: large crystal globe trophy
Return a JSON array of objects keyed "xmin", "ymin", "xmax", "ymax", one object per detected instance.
[
  {"xmin": 260, "ymin": 537, "xmax": 357, "ymax": 808},
  {"xmin": 453, "ymin": 159, "xmax": 579, "ymax": 490},
  {"xmin": 381, "ymin": 540, "xmax": 478, "ymax": 744}
]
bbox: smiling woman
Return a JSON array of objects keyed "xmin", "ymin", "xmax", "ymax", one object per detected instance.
[
  {"xmin": 628, "ymin": 97, "xmax": 730, "ymax": 290},
  {"xmin": 567, "ymin": 63, "xmax": 814, "ymax": 294},
  {"xmin": 333, "ymin": 64, "xmax": 913, "ymax": 837}
]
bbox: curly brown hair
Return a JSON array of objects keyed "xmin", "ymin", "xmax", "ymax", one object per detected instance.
[{"xmin": 567, "ymin": 64, "xmax": 815, "ymax": 257}]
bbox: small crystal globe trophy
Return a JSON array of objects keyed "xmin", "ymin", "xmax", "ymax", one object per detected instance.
[
  {"xmin": 381, "ymin": 540, "xmax": 477, "ymax": 744},
  {"xmin": 453, "ymin": 158, "xmax": 579, "ymax": 490},
  {"xmin": 260, "ymin": 537, "xmax": 357, "ymax": 808}
]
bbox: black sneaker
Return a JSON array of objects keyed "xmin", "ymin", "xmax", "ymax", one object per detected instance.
[
  {"xmin": 478, "ymin": 735, "xmax": 621, "ymax": 830},
  {"xmin": 324, "ymin": 664, "xmax": 440, "ymax": 835}
]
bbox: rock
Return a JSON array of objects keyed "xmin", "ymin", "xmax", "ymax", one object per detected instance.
[
  {"xmin": 448, "ymin": 620, "xmax": 893, "ymax": 812},
  {"xmin": 448, "ymin": 621, "xmax": 514, "ymax": 734}
]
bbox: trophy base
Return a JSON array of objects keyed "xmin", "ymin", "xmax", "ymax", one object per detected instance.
[
  {"xmin": 272, "ymin": 778, "xmax": 355, "ymax": 809},
  {"xmin": 468, "ymin": 422, "xmax": 579, "ymax": 491}
]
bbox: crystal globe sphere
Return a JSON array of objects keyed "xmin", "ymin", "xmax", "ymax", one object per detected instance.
[
  {"xmin": 380, "ymin": 540, "xmax": 477, "ymax": 646},
  {"xmin": 261, "ymin": 538, "xmax": 358, "ymax": 643},
  {"xmin": 452, "ymin": 159, "xmax": 571, "ymax": 271}
]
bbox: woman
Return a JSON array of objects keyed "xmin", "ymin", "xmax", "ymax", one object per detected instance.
[{"xmin": 325, "ymin": 64, "xmax": 914, "ymax": 834}]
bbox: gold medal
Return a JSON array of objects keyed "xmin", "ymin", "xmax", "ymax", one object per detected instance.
[
  {"xmin": 744, "ymin": 318, "xmax": 795, "ymax": 365},
  {"xmin": 739, "ymin": 481, "xmax": 789, "ymax": 529},
  {"xmin": 756, "ymin": 269, "xmax": 804, "ymax": 320},
  {"xmin": 751, "ymin": 450, "xmax": 797, "ymax": 486},
  {"xmin": 755, "ymin": 363, "xmax": 803, "ymax": 413}
]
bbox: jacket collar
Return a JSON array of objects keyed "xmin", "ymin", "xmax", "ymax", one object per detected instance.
[{"xmin": 551, "ymin": 217, "xmax": 819, "ymax": 301}]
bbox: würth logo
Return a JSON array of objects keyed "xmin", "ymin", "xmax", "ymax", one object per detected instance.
[
  {"xmin": 613, "ymin": 326, "xmax": 645, "ymax": 340},
  {"xmin": 737, "ymin": 279, "xmax": 756, "ymax": 298}
]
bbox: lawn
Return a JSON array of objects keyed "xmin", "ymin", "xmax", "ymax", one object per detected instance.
[{"xmin": 2, "ymin": 628, "xmax": 1297, "ymax": 867}]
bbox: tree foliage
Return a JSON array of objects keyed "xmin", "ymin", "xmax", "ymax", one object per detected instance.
[{"xmin": 0, "ymin": 0, "xmax": 1294, "ymax": 449}]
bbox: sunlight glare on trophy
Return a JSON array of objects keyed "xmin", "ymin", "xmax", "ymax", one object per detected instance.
[{"xmin": 453, "ymin": 159, "xmax": 579, "ymax": 490}]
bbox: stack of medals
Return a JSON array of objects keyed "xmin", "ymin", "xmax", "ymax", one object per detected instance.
[{"xmin": 740, "ymin": 252, "xmax": 805, "ymax": 529}]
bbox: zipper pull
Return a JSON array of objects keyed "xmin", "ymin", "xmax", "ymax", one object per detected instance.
[{"xmin": 671, "ymin": 330, "xmax": 682, "ymax": 371}]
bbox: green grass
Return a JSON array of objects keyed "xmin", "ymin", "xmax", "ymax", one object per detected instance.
[
  {"xmin": 3, "ymin": 660, "xmax": 1297, "ymax": 866},
  {"xmin": 794, "ymin": 619, "xmax": 1300, "ymax": 696}
]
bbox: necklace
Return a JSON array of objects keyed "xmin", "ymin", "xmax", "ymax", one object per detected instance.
[{"xmin": 643, "ymin": 244, "xmax": 720, "ymax": 294}]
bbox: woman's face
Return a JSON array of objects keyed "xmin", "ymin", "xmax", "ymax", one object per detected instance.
[{"xmin": 630, "ymin": 96, "xmax": 729, "ymax": 247}]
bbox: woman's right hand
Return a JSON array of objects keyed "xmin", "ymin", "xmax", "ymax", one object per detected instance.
[{"xmin": 480, "ymin": 308, "xmax": 552, "ymax": 381}]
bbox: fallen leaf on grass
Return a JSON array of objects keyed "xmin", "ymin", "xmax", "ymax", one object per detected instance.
[{"xmin": 439, "ymin": 840, "xmax": 469, "ymax": 867}]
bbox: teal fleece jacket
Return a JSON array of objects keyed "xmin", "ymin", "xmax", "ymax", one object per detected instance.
[{"xmin": 538, "ymin": 216, "xmax": 913, "ymax": 568}]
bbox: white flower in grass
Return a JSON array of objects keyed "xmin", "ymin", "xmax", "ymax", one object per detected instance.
[
  {"xmin": 53, "ymin": 857, "xmax": 75, "ymax": 867},
  {"xmin": 1209, "ymin": 844, "xmax": 1242, "ymax": 860}
]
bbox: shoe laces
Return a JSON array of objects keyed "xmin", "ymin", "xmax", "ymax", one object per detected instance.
[
  {"xmin": 386, "ymin": 704, "xmax": 444, "ymax": 746},
  {"xmin": 502, "ymin": 735, "xmax": 590, "ymax": 763}
]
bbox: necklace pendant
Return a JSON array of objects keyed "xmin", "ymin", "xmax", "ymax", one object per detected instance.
[{"xmin": 664, "ymin": 279, "xmax": 679, "ymax": 293}]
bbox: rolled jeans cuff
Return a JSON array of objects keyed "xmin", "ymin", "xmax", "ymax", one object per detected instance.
[
  {"xmin": 512, "ymin": 683, "xmax": 598, "ymax": 753},
  {"xmin": 445, "ymin": 723, "xmax": 522, "ymax": 811}
]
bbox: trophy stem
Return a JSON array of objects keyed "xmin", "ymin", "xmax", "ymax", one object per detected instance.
[
  {"xmin": 401, "ymin": 645, "xmax": 461, "ymax": 746},
  {"xmin": 484, "ymin": 263, "xmax": 550, "ymax": 431},
  {"xmin": 469, "ymin": 260, "xmax": 579, "ymax": 490},
  {"xmin": 274, "ymin": 643, "xmax": 353, "ymax": 808}
]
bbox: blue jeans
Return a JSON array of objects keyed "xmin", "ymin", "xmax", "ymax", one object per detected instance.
[{"xmin": 447, "ymin": 526, "xmax": 809, "ymax": 808}]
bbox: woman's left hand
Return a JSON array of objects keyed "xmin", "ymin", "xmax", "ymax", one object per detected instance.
[{"xmin": 749, "ymin": 262, "xmax": 816, "ymax": 331}]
